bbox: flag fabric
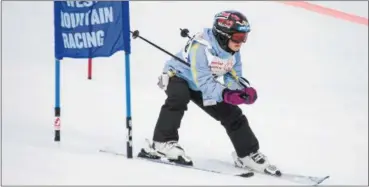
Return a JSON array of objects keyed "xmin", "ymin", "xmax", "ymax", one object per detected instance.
[{"xmin": 54, "ymin": 1, "xmax": 130, "ymax": 59}]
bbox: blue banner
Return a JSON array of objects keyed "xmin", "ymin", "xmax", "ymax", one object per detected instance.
[{"xmin": 54, "ymin": 1, "xmax": 130, "ymax": 59}]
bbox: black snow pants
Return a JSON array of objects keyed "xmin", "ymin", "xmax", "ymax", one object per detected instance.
[{"xmin": 153, "ymin": 76, "xmax": 259, "ymax": 158}]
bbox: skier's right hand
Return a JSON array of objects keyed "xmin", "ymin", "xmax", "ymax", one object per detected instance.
[
  {"xmin": 222, "ymin": 87, "xmax": 257, "ymax": 105},
  {"xmin": 157, "ymin": 73, "xmax": 170, "ymax": 91}
]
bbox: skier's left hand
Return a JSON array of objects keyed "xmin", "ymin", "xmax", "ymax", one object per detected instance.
[
  {"xmin": 241, "ymin": 87, "xmax": 257, "ymax": 104},
  {"xmin": 222, "ymin": 87, "xmax": 257, "ymax": 105}
]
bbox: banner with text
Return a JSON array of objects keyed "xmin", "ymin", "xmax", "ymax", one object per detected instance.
[{"xmin": 54, "ymin": 1, "xmax": 130, "ymax": 59}]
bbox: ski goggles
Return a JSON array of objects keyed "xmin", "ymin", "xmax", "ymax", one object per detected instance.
[{"xmin": 230, "ymin": 32, "xmax": 248, "ymax": 43}]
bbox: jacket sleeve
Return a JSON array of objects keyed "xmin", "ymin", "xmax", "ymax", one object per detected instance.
[
  {"xmin": 224, "ymin": 53, "xmax": 244, "ymax": 90},
  {"xmin": 188, "ymin": 42, "xmax": 226, "ymax": 102}
]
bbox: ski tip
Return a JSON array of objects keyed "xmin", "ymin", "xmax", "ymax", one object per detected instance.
[
  {"xmin": 275, "ymin": 170, "xmax": 282, "ymax": 176},
  {"xmin": 314, "ymin": 175, "xmax": 330, "ymax": 186},
  {"xmin": 237, "ymin": 172, "xmax": 254, "ymax": 178}
]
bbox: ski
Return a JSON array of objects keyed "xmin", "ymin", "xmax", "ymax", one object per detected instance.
[
  {"xmin": 99, "ymin": 148, "xmax": 254, "ymax": 178},
  {"xmin": 273, "ymin": 172, "xmax": 329, "ymax": 186},
  {"xmin": 236, "ymin": 162, "xmax": 329, "ymax": 186},
  {"xmin": 197, "ymin": 159, "xmax": 329, "ymax": 186},
  {"xmin": 205, "ymin": 157, "xmax": 329, "ymax": 185},
  {"xmin": 99, "ymin": 148, "xmax": 329, "ymax": 185}
]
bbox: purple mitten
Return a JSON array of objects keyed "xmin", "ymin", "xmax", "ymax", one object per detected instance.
[
  {"xmin": 222, "ymin": 87, "xmax": 258, "ymax": 105},
  {"xmin": 243, "ymin": 87, "xmax": 257, "ymax": 104},
  {"xmin": 223, "ymin": 89, "xmax": 248, "ymax": 105}
]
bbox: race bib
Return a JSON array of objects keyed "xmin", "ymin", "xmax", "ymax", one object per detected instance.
[{"xmin": 208, "ymin": 56, "xmax": 234, "ymax": 76}]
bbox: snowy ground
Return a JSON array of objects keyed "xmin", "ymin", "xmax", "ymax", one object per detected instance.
[{"xmin": 2, "ymin": 1, "xmax": 368, "ymax": 185}]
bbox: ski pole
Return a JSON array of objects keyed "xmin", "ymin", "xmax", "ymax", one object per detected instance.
[{"xmin": 130, "ymin": 30, "xmax": 190, "ymax": 67}]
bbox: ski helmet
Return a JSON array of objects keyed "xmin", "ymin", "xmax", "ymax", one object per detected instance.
[{"xmin": 212, "ymin": 10, "xmax": 251, "ymax": 53}]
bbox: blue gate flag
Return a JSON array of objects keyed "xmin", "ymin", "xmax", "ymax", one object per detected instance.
[{"xmin": 54, "ymin": 1, "xmax": 130, "ymax": 59}]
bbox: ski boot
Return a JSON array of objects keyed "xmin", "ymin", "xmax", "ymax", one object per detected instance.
[
  {"xmin": 232, "ymin": 151, "xmax": 282, "ymax": 176},
  {"xmin": 138, "ymin": 139, "xmax": 193, "ymax": 166}
]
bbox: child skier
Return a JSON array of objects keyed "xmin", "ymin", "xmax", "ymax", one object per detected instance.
[{"xmin": 139, "ymin": 10, "xmax": 281, "ymax": 176}]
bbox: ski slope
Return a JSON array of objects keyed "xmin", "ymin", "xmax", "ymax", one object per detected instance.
[{"xmin": 2, "ymin": 1, "xmax": 368, "ymax": 185}]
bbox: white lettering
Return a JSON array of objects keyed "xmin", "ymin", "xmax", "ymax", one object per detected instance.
[
  {"xmin": 62, "ymin": 33, "xmax": 70, "ymax": 48},
  {"xmin": 85, "ymin": 10, "xmax": 91, "ymax": 26},
  {"xmin": 75, "ymin": 1, "xmax": 85, "ymax": 8},
  {"xmin": 74, "ymin": 1, "xmax": 96, "ymax": 8},
  {"xmin": 103, "ymin": 7, "xmax": 113, "ymax": 23},
  {"xmin": 96, "ymin": 30, "xmax": 104, "ymax": 46},
  {"xmin": 83, "ymin": 1, "xmax": 94, "ymax": 7},
  {"xmin": 90, "ymin": 9, "xmax": 101, "ymax": 25},
  {"xmin": 68, "ymin": 34, "xmax": 76, "ymax": 48},
  {"xmin": 66, "ymin": 1, "xmax": 75, "ymax": 7},
  {"xmin": 62, "ymin": 12, "xmax": 71, "ymax": 28},
  {"xmin": 60, "ymin": 7, "xmax": 114, "ymax": 29},
  {"xmin": 81, "ymin": 32, "xmax": 88, "ymax": 48},
  {"xmin": 59, "ymin": 3, "xmax": 113, "ymax": 49},
  {"xmin": 62, "ymin": 31, "xmax": 105, "ymax": 49},
  {"xmin": 60, "ymin": 11, "xmax": 65, "ymax": 28},
  {"xmin": 69, "ymin": 13, "xmax": 76, "ymax": 28},
  {"xmin": 86, "ymin": 32, "xmax": 97, "ymax": 48},
  {"xmin": 74, "ymin": 33, "xmax": 83, "ymax": 49}
]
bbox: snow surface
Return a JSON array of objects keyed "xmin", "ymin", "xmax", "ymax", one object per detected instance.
[{"xmin": 2, "ymin": 1, "xmax": 368, "ymax": 185}]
